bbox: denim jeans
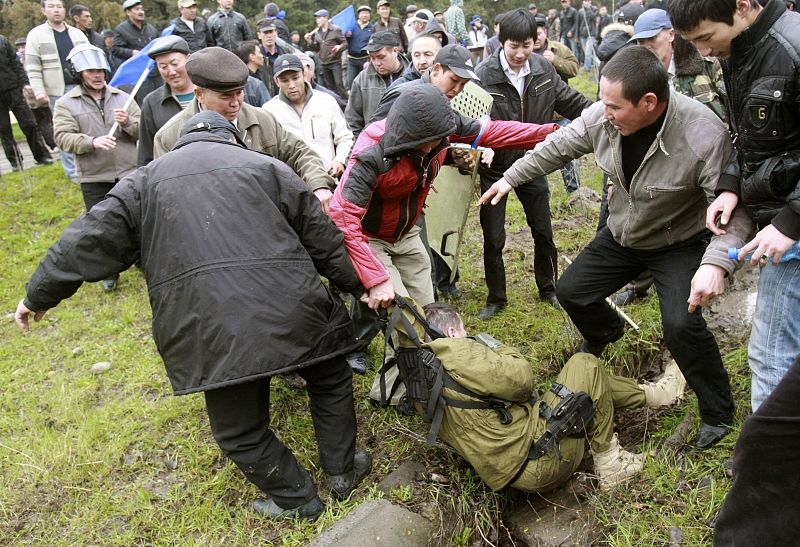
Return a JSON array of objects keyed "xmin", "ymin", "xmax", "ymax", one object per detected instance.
[
  {"xmin": 49, "ymin": 89, "xmax": 78, "ymax": 181},
  {"xmin": 580, "ymin": 36, "xmax": 595, "ymax": 70},
  {"xmin": 562, "ymin": 36, "xmax": 582, "ymax": 63},
  {"xmin": 748, "ymin": 241, "xmax": 800, "ymax": 411},
  {"xmin": 347, "ymin": 56, "xmax": 367, "ymax": 90},
  {"xmin": 556, "ymin": 228, "xmax": 735, "ymax": 426}
]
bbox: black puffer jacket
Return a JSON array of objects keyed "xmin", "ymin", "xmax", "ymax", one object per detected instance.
[
  {"xmin": 474, "ymin": 49, "xmax": 592, "ymax": 181},
  {"xmin": 716, "ymin": 0, "xmax": 800, "ymax": 238},
  {"xmin": 23, "ymin": 132, "xmax": 362, "ymax": 395}
]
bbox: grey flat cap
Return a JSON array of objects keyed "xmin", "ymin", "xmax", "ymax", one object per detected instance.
[
  {"xmin": 148, "ymin": 35, "xmax": 190, "ymax": 59},
  {"xmin": 185, "ymin": 47, "xmax": 248, "ymax": 92},
  {"xmin": 122, "ymin": 0, "xmax": 141, "ymax": 10}
]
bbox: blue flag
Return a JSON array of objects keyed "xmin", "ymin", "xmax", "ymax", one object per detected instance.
[
  {"xmin": 109, "ymin": 24, "xmax": 175, "ymax": 88},
  {"xmin": 331, "ymin": 5, "xmax": 356, "ymax": 34}
]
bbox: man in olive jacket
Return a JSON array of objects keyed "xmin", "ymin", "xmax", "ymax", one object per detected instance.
[
  {"xmin": 14, "ymin": 111, "xmax": 370, "ymax": 521},
  {"xmin": 480, "ymin": 46, "xmax": 753, "ymax": 450},
  {"xmin": 153, "ymin": 47, "xmax": 337, "ymax": 209}
]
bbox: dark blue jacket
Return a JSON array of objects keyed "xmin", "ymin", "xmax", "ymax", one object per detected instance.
[{"xmin": 348, "ymin": 22, "xmax": 373, "ymax": 58}]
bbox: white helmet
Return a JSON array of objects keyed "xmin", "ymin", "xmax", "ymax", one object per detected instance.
[{"xmin": 67, "ymin": 43, "xmax": 110, "ymax": 73}]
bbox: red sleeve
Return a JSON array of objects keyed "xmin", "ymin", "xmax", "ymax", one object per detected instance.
[
  {"xmin": 450, "ymin": 117, "xmax": 560, "ymax": 150},
  {"xmin": 327, "ymin": 154, "xmax": 391, "ymax": 291}
]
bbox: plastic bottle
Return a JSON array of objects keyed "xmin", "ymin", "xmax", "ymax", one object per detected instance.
[{"xmin": 728, "ymin": 243, "xmax": 800, "ymax": 263}]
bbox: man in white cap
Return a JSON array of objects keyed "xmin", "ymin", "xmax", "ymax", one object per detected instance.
[
  {"xmin": 53, "ymin": 43, "xmax": 139, "ymax": 291},
  {"xmin": 170, "ymin": 0, "xmax": 212, "ymax": 52}
]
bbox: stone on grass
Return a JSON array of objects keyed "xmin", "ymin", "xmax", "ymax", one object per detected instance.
[
  {"xmin": 91, "ymin": 361, "xmax": 112, "ymax": 374},
  {"xmin": 505, "ymin": 483, "xmax": 598, "ymax": 547},
  {"xmin": 377, "ymin": 460, "xmax": 426, "ymax": 494},
  {"xmin": 310, "ymin": 499, "xmax": 432, "ymax": 547}
]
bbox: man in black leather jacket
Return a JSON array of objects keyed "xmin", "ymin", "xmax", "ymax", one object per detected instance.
[
  {"xmin": 474, "ymin": 8, "xmax": 591, "ymax": 319},
  {"xmin": 670, "ymin": 0, "xmax": 800, "ymax": 415}
]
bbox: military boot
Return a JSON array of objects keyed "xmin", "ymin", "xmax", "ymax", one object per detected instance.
[
  {"xmin": 640, "ymin": 359, "xmax": 686, "ymax": 408},
  {"xmin": 592, "ymin": 433, "xmax": 645, "ymax": 490}
]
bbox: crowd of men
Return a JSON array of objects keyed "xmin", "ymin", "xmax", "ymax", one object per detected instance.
[{"xmin": 6, "ymin": 0, "xmax": 800, "ymax": 542}]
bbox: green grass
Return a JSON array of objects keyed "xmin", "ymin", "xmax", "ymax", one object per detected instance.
[
  {"xmin": 11, "ymin": 122, "xmax": 25, "ymax": 143},
  {"xmin": 0, "ymin": 73, "xmax": 750, "ymax": 545}
]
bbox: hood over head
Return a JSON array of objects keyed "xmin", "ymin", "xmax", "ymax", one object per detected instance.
[
  {"xmin": 420, "ymin": 19, "xmax": 450, "ymax": 46},
  {"xmin": 382, "ymin": 84, "xmax": 456, "ymax": 156}
]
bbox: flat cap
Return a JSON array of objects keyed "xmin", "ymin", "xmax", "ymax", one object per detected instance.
[
  {"xmin": 15, "ymin": 36, "xmax": 27, "ymax": 46},
  {"xmin": 314, "ymin": 8, "xmax": 329, "ymax": 17},
  {"xmin": 406, "ymin": 4, "xmax": 418, "ymax": 13},
  {"xmin": 148, "ymin": 35, "xmax": 190, "ymax": 59},
  {"xmin": 185, "ymin": 47, "xmax": 248, "ymax": 92},
  {"xmin": 177, "ymin": 0, "xmax": 196, "ymax": 7},
  {"xmin": 180, "ymin": 111, "xmax": 238, "ymax": 138},
  {"xmin": 377, "ymin": 0, "xmax": 391, "ymax": 7},
  {"xmin": 357, "ymin": 5, "xmax": 372, "ymax": 13},
  {"xmin": 122, "ymin": 0, "xmax": 141, "ymax": 10}
]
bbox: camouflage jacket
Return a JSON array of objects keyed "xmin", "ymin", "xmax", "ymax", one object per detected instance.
[{"xmin": 672, "ymin": 42, "xmax": 726, "ymax": 125}]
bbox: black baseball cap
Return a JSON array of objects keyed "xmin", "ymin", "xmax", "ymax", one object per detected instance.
[
  {"xmin": 434, "ymin": 44, "xmax": 479, "ymax": 81},
  {"xmin": 365, "ymin": 31, "xmax": 400, "ymax": 52},
  {"xmin": 273, "ymin": 54, "xmax": 304, "ymax": 76}
]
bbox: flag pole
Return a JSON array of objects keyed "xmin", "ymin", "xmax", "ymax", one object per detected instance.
[{"xmin": 108, "ymin": 59, "xmax": 153, "ymax": 137}]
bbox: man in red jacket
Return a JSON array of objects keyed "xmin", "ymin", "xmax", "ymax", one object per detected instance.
[{"xmin": 329, "ymin": 84, "xmax": 557, "ymax": 311}]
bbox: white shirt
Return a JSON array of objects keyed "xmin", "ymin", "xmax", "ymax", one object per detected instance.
[
  {"xmin": 181, "ymin": 17, "xmax": 195, "ymax": 32},
  {"xmin": 499, "ymin": 50, "xmax": 531, "ymax": 97},
  {"xmin": 263, "ymin": 85, "xmax": 354, "ymax": 167}
]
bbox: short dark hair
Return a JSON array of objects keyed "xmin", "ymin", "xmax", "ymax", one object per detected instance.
[
  {"xmin": 423, "ymin": 302, "xmax": 462, "ymax": 335},
  {"xmin": 601, "ymin": 45, "xmax": 669, "ymax": 103},
  {"xmin": 69, "ymin": 4, "xmax": 89, "ymax": 19},
  {"xmin": 666, "ymin": 0, "xmax": 745, "ymax": 32},
  {"xmin": 235, "ymin": 40, "xmax": 259, "ymax": 65},
  {"xmin": 498, "ymin": 8, "xmax": 538, "ymax": 44}
]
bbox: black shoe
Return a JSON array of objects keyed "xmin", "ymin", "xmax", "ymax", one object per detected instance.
[
  {"xmin": 253, "ymin": 496, "xmax": 325, "ymax": 520},
  {"xmin": 10, "ymin": 164, "xmax": 22, "ymax": 172},
  {"xmin": 542, "ymin": 294, "xmax": 561, "ymax": 309},
  {"xmin": 328, "ymin": 450, "xmax": 372, "ymax": 501},
  {"xmin": 692, "ymin": 423, "xmax": 730, "ymax": 450},
  {"xmin": 101, "ymin": 278, "xmax": 118, "ymax": 292},
  {"xmin": 35, "ymin": 157, "xmax": 54, "ymax": 166},
  {"xmin": 478, "ymin": 303, "xmax": 505, "ymax": 321},
  {"xmin": 346, "ymin": 351, "xmax": 370, "ymax": 375},
  {"xmin": 438, "ymin": 284, "xmax": 462, "ymax": 299}
]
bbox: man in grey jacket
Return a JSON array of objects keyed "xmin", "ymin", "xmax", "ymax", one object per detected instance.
[{"xmin": 480, "ymin": 46, "xmax": 752, "ymax": 450}]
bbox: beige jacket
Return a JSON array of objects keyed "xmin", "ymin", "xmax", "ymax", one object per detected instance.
[
  {"xmin": 503, "ymin": 90, "xmax": 753, "ymax": 274},
  {"xmin": 153, "ymin": 100, "xmax": 335, "ymax": 192},
  {"xmin": 25, "ymin": 23, "xmax": 88, "ymax": 97},
  {"xmin": 54, "ymin": 85, "xmax": 140, "ymax": 183}
]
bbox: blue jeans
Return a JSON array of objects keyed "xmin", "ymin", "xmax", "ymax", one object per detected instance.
[
  {"xmin": 49, "ymin": 89, "xmax": 78, "ymax": 182},
  {"xmin": 557, "ymin": 118, "xmax": 580, "ymax": 192},
  {"xmin": 562, "ymin": 36, "xmax": 581, "ymax": 63},
  {"xmin": 580, "ymin": 36, "xmax": 595, "ymax": 70},
  {"xmin": 749, "ymin": 241, "xmax": 800, "ymax": 411}
]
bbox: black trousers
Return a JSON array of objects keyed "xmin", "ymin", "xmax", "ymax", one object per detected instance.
[
  {"xmin": 203, "ymin": 356, "xmax": 356, "ymax": 508},
  {"xmin": 480, "ymin": 174, "xmax": 557, "ymax": 305},
  {"xmin": 81, "ymin": 182, "xmax": 117, "ymax": 211},
  {"xmin": 556, "ymin": 228, "xmax": 735, "ymax": 425},
  {"xmin": 320, "ymin": 61, "xmax": 347, "ymax": 99},
  {"xmin": 713, "ymin": 356, "xmax": 800, "ymax": 546},
  {"xmin": 0, "ymin": 88, "xmax": 51, "ymax": 166}
]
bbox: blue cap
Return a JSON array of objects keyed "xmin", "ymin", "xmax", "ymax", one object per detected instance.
[
  {"xmin": 314, "ymin": 9, "xmax": 329, "ymax": 17},
  {"xmin": 629, "ymin": 9, "xmax": 672, "ymax": 42}
]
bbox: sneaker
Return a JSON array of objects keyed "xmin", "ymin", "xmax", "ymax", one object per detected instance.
[
  {"xmin": 592, "ymin": 433, "xmax": 645, "ymax": 490},
  {"xmin": 640, "ymin": 359, "xmax": 686, "ymax": 407},
  {"xmin": 253, "ymin": 496, "xmax": 324, "ymax": 520},
  {"xmin": 327, "ymin": 450, "xmax": 372, "ymax": 501},
  {"xmin": 612, "ymin": 288, "xmax": 636, "ymax": 307}
]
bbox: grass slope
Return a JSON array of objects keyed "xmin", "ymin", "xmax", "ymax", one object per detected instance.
[{"xmin": 0, "ymin": 74, "xmax": 750, "ymax": 545}]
